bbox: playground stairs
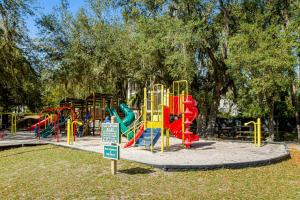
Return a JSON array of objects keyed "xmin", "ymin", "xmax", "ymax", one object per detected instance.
[
  {"xmin": 183, "ymin": 95, "xmax": 197, "ymax": 148},
  {"xmin": 169, "ymin": 95, "xmax": 199, "ymax": 148},
  {"xmin": 135, "ymin": 128, "xmax": 161, "ymax": 147}
]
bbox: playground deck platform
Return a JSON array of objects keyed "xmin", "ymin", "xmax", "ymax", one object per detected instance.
[{"xmin": 0, "ymin": 131, "xmax": 291, "ymax": 170}]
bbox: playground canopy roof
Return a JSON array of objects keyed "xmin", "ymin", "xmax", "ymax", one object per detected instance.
[
  {"xmin": 60, "ymin": 98, "xmax": 86, "ymax": 108},
  {"xmin": 86, "ymin": 93, "xmax": 114, "ymax": 101},
  {"xmin": 60, "ymin": 94, "xmax": 125, "ymax": 107},
  {"xmin": 85, "ymin": 93, "xmax": 124, "ymax": 104}
]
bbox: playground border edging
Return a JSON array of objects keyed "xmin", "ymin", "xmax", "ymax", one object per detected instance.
[
  {"xmin": 0, "ymin": 140, "xmax": 291, "ymax": 171},
  {"xmin": 49, "ymin": 141, "xmax": 291, "ymax": 171}
]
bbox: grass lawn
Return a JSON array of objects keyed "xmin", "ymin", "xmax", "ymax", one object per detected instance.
[{"xmin": 0, "ymin": 145, "xmax": 299, "ymax": 199}]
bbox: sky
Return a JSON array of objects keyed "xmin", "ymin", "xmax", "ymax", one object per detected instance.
[{"xmin": 26, "ymin": 0, "xmax": 86, "ymax": 38}]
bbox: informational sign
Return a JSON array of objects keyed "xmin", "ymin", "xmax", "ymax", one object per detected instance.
[
  {"xmin": 101, "ymin": 123, "xmax": 120, "ymax": 144},
  {"xmin": 103, "ymin": 145, "xmax": 120, "ymax": 160}
]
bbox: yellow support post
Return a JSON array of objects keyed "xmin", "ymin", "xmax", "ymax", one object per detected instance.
[
  {"xmin": 177, "ymin": 84, "xmax": 179, "ymax": 113},
  {"xmin": 257, "ymin": 118, "xmax": 261, "ymax": 147},
  {"xmin": 44, "ymin": 114, "xmax": 48, "ymax": 129},
  {"xmin": 150, "ymin": 89, "xmax": 154, "ymax": 152},
  {"xmin": 172, "ymin": 80, "xmax": 188, "ymax": 96},
  {"xmin": 67, "ymin": 119, "xmax": 71, "ymax": 145},
  {"xmin": 14, "ymin": 114, "xmax": 16, "ymax": 134},
  {"xmin": 167, "ymin": 88, "xmax": 170, "ymax": 107},
  {"xmin": 181, "ymin": 91, "xmax": 185, "ymax": 145},
  {"xmin": 11, "ymin": 114, "xmax": 16, "ymax": 135},
  {"xmin": 244, "ymin": 120, "xmax": 260, "ymax": 147},
  {"xmin": 161, "ymin": 85, "xmax": 164, "ymax": 154},
  {"xmin": 166, "ymin": 88, "xmax": 170, "ymax": 148},
  {"xmin": 166, "ymin": 129, "xmax": 170, "ymax": 148},
  {"xmin": 143, "ymin": 88, "xmax": 147, "ymax": 129},
  {"xmin": 254, "ymin": 122, "xmax": 257, "ymax": 146},
  {"xmin": 133, "ymin": 113, "xmax": 137, "ymax": 145},
  {"xmin": 11, "ymin": 114, "xmax": 14, "ymax": 134},
  {"xmin": 71, "ymin": 120, "xmax": 74, "ymax": 144}
]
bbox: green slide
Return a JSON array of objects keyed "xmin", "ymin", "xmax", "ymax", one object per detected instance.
[
  {"xmin": 39, "ymin": 119, "xmax": 67, "ymax": 138},
  {"xmin": 106, "ymin": 103, "xmax": 135, "ymax": 140}
]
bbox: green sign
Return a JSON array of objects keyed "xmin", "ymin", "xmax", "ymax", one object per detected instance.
[
  {"xmin": 101, "ymin": 123, "xmax": 120, "ymax": 143},
  {"xmin": 103, "ymin": 145, "xmax": 120, "ymax": 160}
]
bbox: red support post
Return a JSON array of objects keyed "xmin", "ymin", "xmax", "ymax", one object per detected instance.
[
  {"xmin": 56, "ymin": 111, "xmax": 60, "ymax": 142},
  {"xmin": 38, "ymin": 113, "xmax": 41, "ymax": 140},
  {"xmin": 73, "ymin": 109, "xmax": 76, "ymax": 142}
]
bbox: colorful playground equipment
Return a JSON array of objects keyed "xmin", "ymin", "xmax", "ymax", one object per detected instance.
[
  {"xmin": 124, "ymin": 80, "xmax": 200, "ymax": 152},
  {"xmin": 28, "ymin": 114, "xmax": 56, "ymax": 131},
  {"xmin": 28, "ymin": 93, "xmax": 126, "ymax": 143},
  {"xmin": 27, "ymin": 85, "xmax": 198, "ymax": 151},
  {"xmin": 244, "ymin": 118, "xmax": 262, "ymax": 147},
  {"xmin": 106, "ymin": 102, "xmax": 135, "ymax": 139},
  {"xmin": 85, "ymin": 93, "xmax": 124, "ymax": 135},
  {"xmin": 67, "ymin": 118, "xmax": 83, "ymax": 144},
  {"xmin": 30, "ymin": 107, "xmax": 76, "ymax": 142},
  {"xmin": 60, "ymin": 94, "xmax": 125, "ymax": 136}
]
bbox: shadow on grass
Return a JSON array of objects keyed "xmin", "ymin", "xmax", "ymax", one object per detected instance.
[
  {"xmin": 119, "ymin": 167, "xmax": 155, "ymax": 175},
  {"xmin": 0, "ymin": 145, "xmax": 59, "ymax": 158}
]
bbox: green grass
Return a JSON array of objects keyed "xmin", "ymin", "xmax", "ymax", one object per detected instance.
[{"xmin": 0, "ymin": 145, "xmax": 299, "ymax": 200}]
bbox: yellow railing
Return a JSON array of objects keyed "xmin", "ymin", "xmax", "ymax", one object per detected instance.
[
  {"xmin": 181, "ymin": 91, "xmax": 185, "ymax": 144},
  {"xmin": 123, "ymin": 120, "xmax": 144, "ymax": 139},
  {"xmin": 143, "ymin": 88, "xmax": 147, "ymax": 129},
  {"xmin": 244, "ymin": 118, "xmax": 262, "ymax": 147},
  {"xmin": 172, "ymin": 80, "xmax": 188, "ymax": 96},
  {"xmin": 67, "ymin": 119, "xmax": 83, "ymax": 145},
  {"xmin": 152, "ymin": 84, "xmax": 164, "ymax": 153},
  {"xmin": 171, "ymin": 80, "xmax": 188, "ymax": 146}
]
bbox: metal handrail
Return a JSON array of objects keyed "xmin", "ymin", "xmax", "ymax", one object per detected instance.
[
  {"xmin": 127, "ymin": 111, "xmax": 143, "ymax": 130},
  {"xmin": 123, "ymin": 120, "xmax": 144, "ymax": 138}
]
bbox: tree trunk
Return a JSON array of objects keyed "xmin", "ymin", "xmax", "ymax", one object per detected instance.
[
  {"xmin": 219, "ymin": 0, "xmax": 230, "ymax": 59},
  {"xmin": 207, "ymin": 81, "xmax": 222, "ymax": 136},
  {"xmin": 269, "ymin": 101, "xmax": 275, "ymax": 141},
  {"xmin": 291, "ymin": 84, "xmax": 300, "ymax": 141},
  {"xmin": 205, "ymin": 47, "xmax": 227, "ymax": 136},
  {"xmin": 296, "ymin": 111, "xmax": 300, "ymax": 141}
]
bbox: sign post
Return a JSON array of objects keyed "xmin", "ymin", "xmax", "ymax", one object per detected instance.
[{"xmin": 101, "ymin": 116, "xmax": 119, "ymax": 175}]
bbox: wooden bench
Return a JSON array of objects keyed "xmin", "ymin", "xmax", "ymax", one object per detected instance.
[{"xmin": 235, "ymin": 131, "xmax": 254, "ymax": 140}]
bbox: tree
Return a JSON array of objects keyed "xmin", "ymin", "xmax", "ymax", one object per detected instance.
[
  {"xmin": 227, "ymin": 2, "xmax": 295, "ymax": 140},
  {"xmin": 0, "ymin": 0, "xmax": 41, "ymax": 111}
]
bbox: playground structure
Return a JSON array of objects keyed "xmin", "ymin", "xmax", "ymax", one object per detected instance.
[
  {"xmin": 85, "ymin": 93, "xmax": 124, "ymax": 135},
  {"xmin": 123, "ymin": 80, "xmax": 200, "ymax": 153},
  {"xmin": 26, "ymin": 93, "xmax": 129, "ymax": 143},
  {"xmin": 30, "ymin": 107, "xmax": 76, "ymax": 142},
  {"xmin": 0, "ymin": 112, "xmax": 45, "ymax": 136},
  {"xmin": 106, "ymin": 102, "xmax": 135, "ymax": 139},
  {"xmin": 67, "ymin": 118, "xmax": 83, "ymax": 145},
  {"xmin": 3, "ymin": 80, "xmax": 264, "ymax": 153},
  {"xmin": 2, "ymin": 81, "xmax": 265, "ymax": 154}
]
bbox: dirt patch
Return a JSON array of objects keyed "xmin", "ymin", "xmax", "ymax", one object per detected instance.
[{"xmin": 289, "ymin": 149, "xmax": 300, "ymax": 166}]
